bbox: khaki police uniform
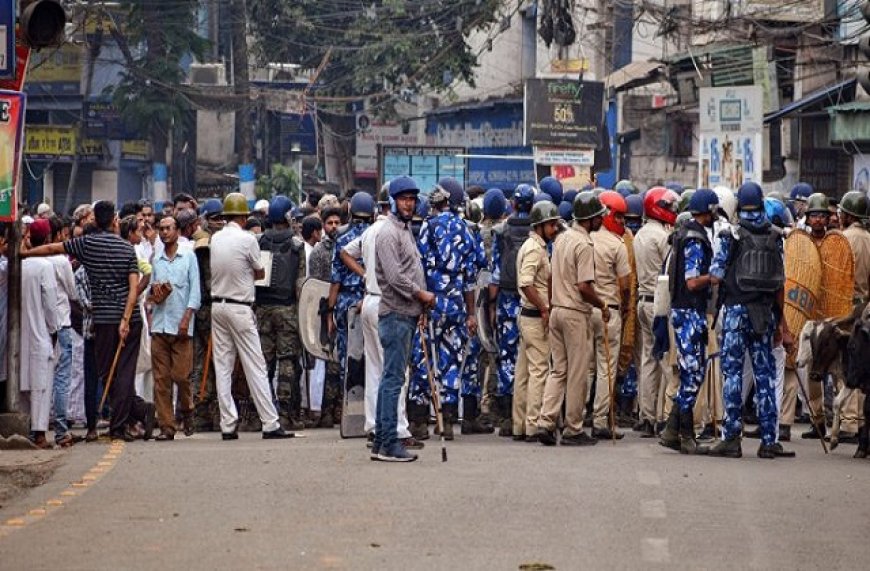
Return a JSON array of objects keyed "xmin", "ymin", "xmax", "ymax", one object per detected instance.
[
  {"xmin": 840, "ymin": 222, "xmax": 870, "ymax": 431},
  {"xmin": 589, "ymin": 228, "xmax": 631, "ymax": 431},
  {"xmin": 538, "ymin": 224, "xmax": 595, "ymax": 436},
  {"xmin": 514, "ymin": 231, "xmax": 551, "ymax": 437},
  {"xmin": 633, "ymin": 219, "xmax": 677, "ymax": 424}
]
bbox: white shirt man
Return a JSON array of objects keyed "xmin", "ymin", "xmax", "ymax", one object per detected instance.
[
  {"xmin": 210, "ymin": 204, "xmax": 293, "ymax": 440},
  {"xmin": 21, "ymin": 253, "xmax": 60, "ymax": 447}
]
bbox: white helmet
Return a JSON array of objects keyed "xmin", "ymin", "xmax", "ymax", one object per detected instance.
[
  {"xmin": 713, "ymin": 186, "xmax": 737, "ymax": 223},
  {"xmin": 254, "ymin": 199, "xmax": 270, "ymax": 213}
]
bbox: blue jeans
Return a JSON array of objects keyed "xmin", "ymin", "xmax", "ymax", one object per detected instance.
[
  {"xmin": 52, "ymin": 326, "xmax": 73, "ymax": 440},
  {"xmin": 374, "ymin": 313, "xmax": 416, "ymax": 453}
]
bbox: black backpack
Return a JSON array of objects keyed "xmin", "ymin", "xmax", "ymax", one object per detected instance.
[
  {"xmin": 732, "ymin": 225, "xmax": 784, "ymax": 294},
  {"xmin": 495, "ymin": 218, "xmax": 530, "ymax": 292}
]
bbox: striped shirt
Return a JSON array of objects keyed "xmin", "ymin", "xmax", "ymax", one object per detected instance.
[{"xmin": 64, "ymin": 232, "xmax": 140, "ymax": 325}]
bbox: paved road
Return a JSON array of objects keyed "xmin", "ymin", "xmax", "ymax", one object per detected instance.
[{"xmin": 0, "ymin": 427, "xmax": 867, "ymax": 570}]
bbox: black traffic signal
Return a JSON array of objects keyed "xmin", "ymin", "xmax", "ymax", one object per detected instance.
[{"xmin": 19, "ymin": 0, "xmax": 67, "ymax": 49}]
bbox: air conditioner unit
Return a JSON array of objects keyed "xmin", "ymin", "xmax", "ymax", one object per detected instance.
[{"xmin": 188, "ymin": 63, "xmax": 227, "ymax": 86}]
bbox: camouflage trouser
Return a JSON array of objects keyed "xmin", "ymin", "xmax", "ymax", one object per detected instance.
[
  {"xmin": 460, "ymin": 335, "xmax": 483, "ymax": 398},
  {"xmin": 191, "ymin": 305, "xmax": 218, "ymax": 427},
  {"xmin": 335, "ymin": 289, "xmax": 365, "ymax": 388},
  {"xmin": 479, "ymin": 350, "xmax": 499, "ymax": 416},
  {"xmin": 496, "ymin": 291, "xmax": 522, "ymax": 397},
  {"xmin": 720, "ymin": 304, "xmax": 777, "ymax": 446},
  {"xmin": 256, "ymin": 304, "xmax": 301, "ymax": 421},
  {"xmin": 620, "ymin": 362, "xmax": 638, "ymax": 399},
  {"xmin": 410, "ymin": 294, "xmax": 467, "ymax": 405},
  {"xmin": 671, "ymin": 308, "xmax": 707, "ymax": 415}
]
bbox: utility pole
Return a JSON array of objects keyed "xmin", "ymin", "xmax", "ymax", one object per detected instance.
[{"xmin": 231, "ymin": 0, "xmax": 253, "ymax": 165}]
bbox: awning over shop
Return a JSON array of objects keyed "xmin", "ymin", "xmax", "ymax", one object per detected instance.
[
  {"xmin": 604, "ymin": 61, "xmax": 665, "ymax": 92},
  {"xmin": 828, "ymin": 101, "xmax": 870, "ymax": 144},
  {"xmin": 764, "ymin": 78, "xmax": 856, "ymax": 123}
]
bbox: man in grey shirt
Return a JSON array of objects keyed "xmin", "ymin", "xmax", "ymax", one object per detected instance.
[{"xmin": 372, "ymin": 176, "xmax": 434, "ymax": 462}]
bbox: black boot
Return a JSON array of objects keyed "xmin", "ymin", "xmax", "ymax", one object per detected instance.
[
  {"xmin": 679, "ymin": 411, "xmax": 708, "ymax": 455},
  {"xmin": 709, "ymin": 436, "xmax": 743, "ymax": 458},
  {"xmin": 498, "ymin": 395, "xmax": 513, "ymax": 437},
  {"xmin": 440, "ymin": 403, "xmax": 457, "ymax": 441},
  {"xmin": 407, "ymin": 400, "xmax": 430, "ymax": 441},
  {"xmin": 658, "ymin": 409, "xmax": 680, "ymax": 451},
  {"xmin": 854, "ymin": 425, "xmax": 869, "ymax": 459},
  {"xmin": 461, "ymin": 396, "xmax": 495, "ymax": 435},
  {"xmin": 801, "ymin": 422, "xmax": 826, "ymax": 440}
]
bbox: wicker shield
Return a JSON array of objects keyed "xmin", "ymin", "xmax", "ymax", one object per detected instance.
[
  {"xmin": 817, "ymin": 230, "xmax": 855, "ymax": 319},
  {"xmin": 618, "ymin": 231, "xmax": 638, "ymax": 377},
  {"xmin": 784, "ymin": 229, "xmax": 822, "ymax": 368},
  {"xmin": 298, "ymin": 277, "xmax": 338, "ymax": 362}
]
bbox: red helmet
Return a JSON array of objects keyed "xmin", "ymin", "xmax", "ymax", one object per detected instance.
[
  {"xmin": 599, "ymin": 191, "xmax": 627, "ymax": 236},
  {"xmin": 643, "ymin": 186, "xmax": 680, "ymax": 225}
]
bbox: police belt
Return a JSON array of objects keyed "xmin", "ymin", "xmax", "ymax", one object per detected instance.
[
  {"xmin": 638, "ymin": 295, "xmax": 654, "ymax": 303},
  {"xmin": 520, "ymin": 307, "xmax": 542, "ymax": 318},
  {"xmin": 213, "ymin": 297, "xmax": 254, "ymax": 308}
]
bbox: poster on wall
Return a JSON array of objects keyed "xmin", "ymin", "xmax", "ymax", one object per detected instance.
[
  {"xmin": 0, "ymin": 89, "xmax": 26, "ymax": 222},
  {"xmin": 697, "ymin": 86, "xmax": 764, "ymax": 190},
  {"xmin": 853, "ymin": 153, "xmax": 870, "ymax": 196}
]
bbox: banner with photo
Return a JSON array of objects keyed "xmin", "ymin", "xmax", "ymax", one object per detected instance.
[
  {"xmin": 697, "ymin": 86, "xmax": 764, "ymax": 189},
  {"xmin": 0, "ymin": 89, "xmax": 26, "ymax": 222}
]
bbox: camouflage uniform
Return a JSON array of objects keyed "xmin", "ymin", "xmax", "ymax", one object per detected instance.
[
  {"xmin": 330, "ymin": 222, "xmax": 369, "ymax": 395},
  {"xmin": 409, "ymin": 211, "xmax": 478, "ymax": 405},
  {"xmin": 670, "ymin": 238, "xmax": 711, "ymax": 415},
  {"xmin": 458, "ymin": 222, "xmax": 488, "ymax": 398},
  {"xmin": 711, "ymin": 217, "xmax": 781, "ymax": 446},
  {"xmin": 477, "ymin": 219, "xmax": 499, "ymax": 420},
  {"xmin": 308, "ymin": 234, "xmax": 342, "ymax": 419},
  {"xmin": 256, "ymin": 227, "xmax": 306, "ymax": 429},
  {"xmin": 491, "ymin": 224, "xmax": 522, "ymax": 398}
]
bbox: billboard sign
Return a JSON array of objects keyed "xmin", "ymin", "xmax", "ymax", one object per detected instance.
[{"xmin": 524, "ymin": 79, "xmax": 604, "ymax": 149}]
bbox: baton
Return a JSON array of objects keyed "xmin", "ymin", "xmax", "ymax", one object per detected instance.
[
  {"xmin": 99, "ymin": 340, "xmax": 124, "ymax": 411},
  {"xmin": 788, "ymin": 346, "xmax": 828, "ymax": 454},
  {"xmin": 420, "ymin": 320, "xmax": 448, "ymax": 462},
  {"xmin": 198, "ymin": 336, "xmax": 213, "ymax": 401}
]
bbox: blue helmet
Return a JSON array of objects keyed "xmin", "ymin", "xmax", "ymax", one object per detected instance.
[
  {"xmin": 513, "ymin": 184, "xmax": 536, "ymax": 213},
  {"xmin": 789, "ymin": 182, "xmax": 813, "ymax": 202},
  {"xmin": 483, "ymin": 188, "xmax": 507, "ymax": 219},
  {"xmin": 539, "ymin": 176, "xmax": 563, "ymax": 204},
  {"xmin": 687, "ymin": 188, "xmax": 719, "ymax": 215},
  {"xmin": 625, "ymin": 194, "xmax": 644, "ymax": 218},
  {"xmin": 563, "ymin": 189, "xmax": 579, "ymax": 205},
  {"xmin": 665, "ymin": 181, "xmax": 685, "ymax": 195},
  {"xmin": 415, "ymin": 195, "xmax": 430, "ymax": 219},
  {"xmin": 533, "ymin": 193, "xmax": 553, "ymax": 204},
  {"xmin": 558, "ymin": 200, "xmax": 573, "ymax": 222},
  {"xmin": 268, "ymin": 195, "xmax": 294, "ymax": 224},
  {"xmin": 349, "ymin": 191, "xmax": 375, "ymax": 218},
  {"xmin": 737, "ymin": 181, "xmax": 764, "ymax": 211},
  {"xmin": 436, "ymin": 177, "xmax": 466, "ymax": 207},
  {"xmin": 764, "ymin": 197, "xmax": 794, "ymax": 228},
  {"xmin": 200, "ymin": 198, "xmax": 223, "ymax": 218},
  {"xmin": 389, "ymin": 176, "xmax": 420, "ymax": 199}
]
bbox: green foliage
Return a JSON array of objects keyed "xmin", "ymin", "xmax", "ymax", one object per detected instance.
[
  {"xmin": 247, "ymin": 0, "xmax": 502, "ymax": 103},
  {"xmin": 107, "ymin": 1, "xmax": 209, "ymax": 151},
  {"xmin": 255, "ymin": 164, "xmax": 301, "ymax": 203}
]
